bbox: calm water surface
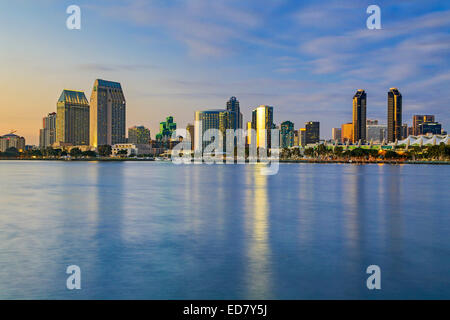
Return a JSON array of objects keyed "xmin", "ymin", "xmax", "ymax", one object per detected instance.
[{"xmin": 0, "ymin": 161, "xmax": 449, "ymax": 299}]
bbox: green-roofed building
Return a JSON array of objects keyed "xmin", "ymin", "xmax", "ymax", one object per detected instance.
[
  {"xmin": 155, "ymin": 116, "xmax": 177, "ymax": 141},
  {"xmin": 56, "ymin": 90, "xmax": 90, "ymax": 146}
]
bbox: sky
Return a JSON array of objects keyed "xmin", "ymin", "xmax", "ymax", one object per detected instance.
[{"xmin": 0, "ymin": 0, "xmax": 449, "ymax": 145}]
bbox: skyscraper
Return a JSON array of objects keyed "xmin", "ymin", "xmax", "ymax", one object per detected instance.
[
  {"xmin": 352, "ymin": 89, "xmax": 367, "ymax": 143},
  {"xmin": 299, "ymin": 128, "xmax": 306, "ymax": 147},
  {"xmin": 128, "ymin": 126, "xmax": 151, "ymax": 144},
  {"xmin": 251, "ymin": 105, "xmax": 274, "ymax": 149},
  {"xmin": 332, "ymin": 128, "xmax": 342, "ymax": 142},
  {"xmin": 418, "ymin": 122, "xmax": 442, "ymax": 135},
  {"xmin": 412, "ymin": 115, "xmax": 435, "ymax": 135},
  {"xmin": 90, "ymin": 79, "xmax": 126, "ymax": 147},
  {"xmin": 186, "ymin": 123, "xmax": 195, "ymax": 150},
  {"xmin": 156, "ymin": 116, "xmax": 177, "ymax": 141},
  {"xmin": 366, "ymin": 124, "xmax": 387, "ymax": 143},
  {"xmin": 401, "ymin": 123, "xmax": 408, "ymax": 139},
  {"xmin": 305, "ymin": 121, "xmax": 320, "ymax": 145},
  {"xmin": 280, "ymin": 121, "xmax": 295, "ymax": 148},
  {"xmin": 56, "ymin": 90, "xmax": 90, "ymax": 146},
  {"xmin": 226, "ymin": 96, "xmax": 243, "ymax": 130},
  {"xmin": 246, "ymin": 121, "xmax": 252, "ymax": 145},
  {"xmin": 194, "ymin": 109, "xmax": 234, "ymax": 152},
  {"xmin": 341, "ymin": 123, "xmax": 353, "ymax": 143},
  {"xmin": 39, "ymin": 112, "xmax": 56, "ymax": 148},
  {"xmin": 387, "ymin": 88, "xmax": 402, "ymax": 142}
]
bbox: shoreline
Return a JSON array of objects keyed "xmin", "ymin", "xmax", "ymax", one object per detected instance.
[{"xmin": 1, "ymin": 158, "xmax": 450, "ymax": 165}]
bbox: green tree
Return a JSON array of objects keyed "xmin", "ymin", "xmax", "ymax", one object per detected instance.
[
  {"xmin": 69, "ymin": 148, "xmax": 82, "ymax": 158},
  {"xmin": 117, "ymin": 149, "xmax": 128, "ymax": 157},
  {"xmin": 384, "ymin": 150, "xmax": 398, "ymax": 159},
  {"xmin": 334, "ymin": 146, "xmax": 343, "ymax": 157},
  {"xmin": 82, "ymin": 150, "xmax": 97, "ymax": 158},
  {"xmin": 98, "ymin": 145, "xmax": 112, "ymax": 157},
  {"xmin": 3, "ymin": 147, "xmax": 20, "ymax": 158}
]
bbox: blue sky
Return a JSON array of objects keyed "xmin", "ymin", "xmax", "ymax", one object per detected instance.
[{"xmin": 0, "ymin": 0, "xmax": 449, "ymax": 144}]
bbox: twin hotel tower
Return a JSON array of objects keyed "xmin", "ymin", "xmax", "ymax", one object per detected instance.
[{"xmin": 41, "ymin": 79, "xmax": 126, "ymax": 150}]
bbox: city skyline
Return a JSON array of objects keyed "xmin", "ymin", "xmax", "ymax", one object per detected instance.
[{"xmin": 0, "ymin": 1, "xmax": 449, "ymax": 145}]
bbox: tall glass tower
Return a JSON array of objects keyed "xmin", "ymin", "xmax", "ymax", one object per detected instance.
[
  {"xmin": 387, "ymin": 88, "xmax": 402, "ymax": 142},
  {"xmin": 56, "ymin": 90, "xmax": 90, "ymax": 146},
  {"xmin": 90, "ymin": 79, "xmax": 126, "ymax": 147},
  {"xmin": 251, "ymin": 105, "xmax": 274, "ymax": 149},
  {"xmin": 280, "ymin": 121, "xmax": 295, "ymax": 148},
  {"xmin": 352, "ymin": 89, "xmax": 367, "ymax": 143},
  {"xmin": 226, "ymin": 96, "xmax": 243, "ymax": 130},
  {"xmin": 194, "ymin": 109, "xmax": 234, "ymax": 152}
]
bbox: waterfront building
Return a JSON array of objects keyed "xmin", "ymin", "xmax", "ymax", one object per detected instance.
[
  {"xmin": 226, "ymin": 96, "xmax": 243, "ymax": 130},
  {"xmin": 0, "ymin": 133, "xmax": 26, "ymax": 152},
  {"xmin": 186, "ymin": 123, "xmax": 195, "ymax": 150},
  {"xmin": 56, "ymin": 90, "xmax": 90, "ymax": 146},
  {"xmin": 299, "ymin": 128, "xmax": 306, "ymax": 147},
  {"xmin": 387, "ymin": 88, "xmax": 402, "ymax": 142},
  {"xmin": 401, "ymin": 124, "xmax": 408, "ymax": 139},
  {"xmin": 413, "ymin": 115, "xmax": 435, "ymax": 135},
  {"xmin": 408, "ymin": 127, "xmax": 414, "ymax": 136},
  {"xmin": 156, "ymin": 116, "xmax": 177, "ymax": 141},
  {"xmin": 111, "ymin": 143, "xmax": 137, "ymax": 157},
  {"xmin": 332, "ymin": 128, "xmax": 342, "ymax": 143},
  {"xmin": 352, "ymin": 89, "xmax": 367, "ymax": 143},
  {"xmin": 194, "ymin": 109, "xmax": 235, "ymax": 152},
  {"xmin": 366, "ymin": 124, "xmax": 387, "ymax": 143},
  {"xmin": 305, "ymin": 121, "xmax": 320, "ymax": 145},
  {"xmin": 418, "ymin": 122, "xmax": 442, "ymax": 135},
  {"xmin": 251, "ymin": 105, "xmax": 274, "ymax": 149},
  {"xmin": 341, "ymin": 123, "xmax": 353, "ymax": 143},
  {"xmin": 128, "ymin": 126, "xmax": 151, "ymax": 144},
  {"xmin": 90, "ymin": 79, "xmax": 126, "ymax": 147},
  {"xmin": 246, "ymin": 121, "xmax": 252, "ymax": 145},
  {"xmin": 280, "ymin": 121, "xmax": 295, "ymax": 148},
  {"xmin": 294, "ymin": 130, "xmax": 299, "ymax": 146},
  {"xmin": 39, "ymin": 112, "xmax": 56, "ymax": 148}
]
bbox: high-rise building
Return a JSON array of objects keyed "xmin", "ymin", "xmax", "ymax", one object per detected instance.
[
  {"xmin": 0, "ymin": 133, "xmax": 26, "ymax": 152},
  {"xmin": 226, "ymin": 96, "xmax": 243, "ymax": 130},
  {"xmin": 251, "ymin": 105, "xmax": 274, "ymax": 148},
  {"xmin": 194, "ymin": 109, "xmax": 234, "ymax": 152},
  {"xmin": 39, "ymin": 112, "xmax": 56, "ymax": 148},
  {"xmin": 245, "ymin": 121, "xmax": 252, "ymax": 145},
  {"xmin": 387, "ymin": 88, "xmax": 402, "ymax": 142},
  {"xmin": 56, "ymin": 90, "xmax": 90, "ymax": 146},
  {"xmin": 304, "ymin": 121, "xmax": 320, "ymax": 145},
  {"xmin": 186, "ymin": 123, "xmax": 195, "ymax": 150},
  {"xmin": 294, "ymin": 130, "xmax": 299, "ymax": 146},
  {"xmin": 298, "ymin": 129, "xmax": 306, "ymax": 147},
  {"xmin": 412, "ymin": 115, "xmax": 435, "ymax": 135},
  {"xmin": 366, "ymin": 124, "xmax": 387, "ymax": 143},
  {"xmin": 332, "ymin": 128, "xmax": 342, "ymax": 142},
  {"xmin": 156, "ymin": 116, "xmax": 177, "ymax": 141},
  {"xmin": 341, "ymin": 123, "xmax": 353, "ymax": 143},
  {"xmin": 90, "ymin": 79, "xmax": 126, "ymax": 147},
  {"xmin": 128, "ymin": 126, "xmax": 150, "ymax": 144},
  {"xmin": 401, "ymin": 124, "xmax": 408, "ymax": 139},
  {"xmin": 367, "ymin": 119, "xmax": 379, "ymax": 125},
  {"xmin": 418, "ymin": 122, "xmax": 442, "ymax": 135},
  {"xmin": 352, "ymin": 89, "xmax": 367, "ymax": 143},
  {"xmin": 280, "ymin": 121, "xmax": 295, "ymax": 148}
]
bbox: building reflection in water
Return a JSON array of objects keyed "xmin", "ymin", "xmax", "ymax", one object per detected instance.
[
  {"xmin": 244, "ymin": 165, "xmax": 273, "ymax": 299},
  {"xmin": 92, "ymin": 162, "xmax": 125, "ymax": 296}
]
